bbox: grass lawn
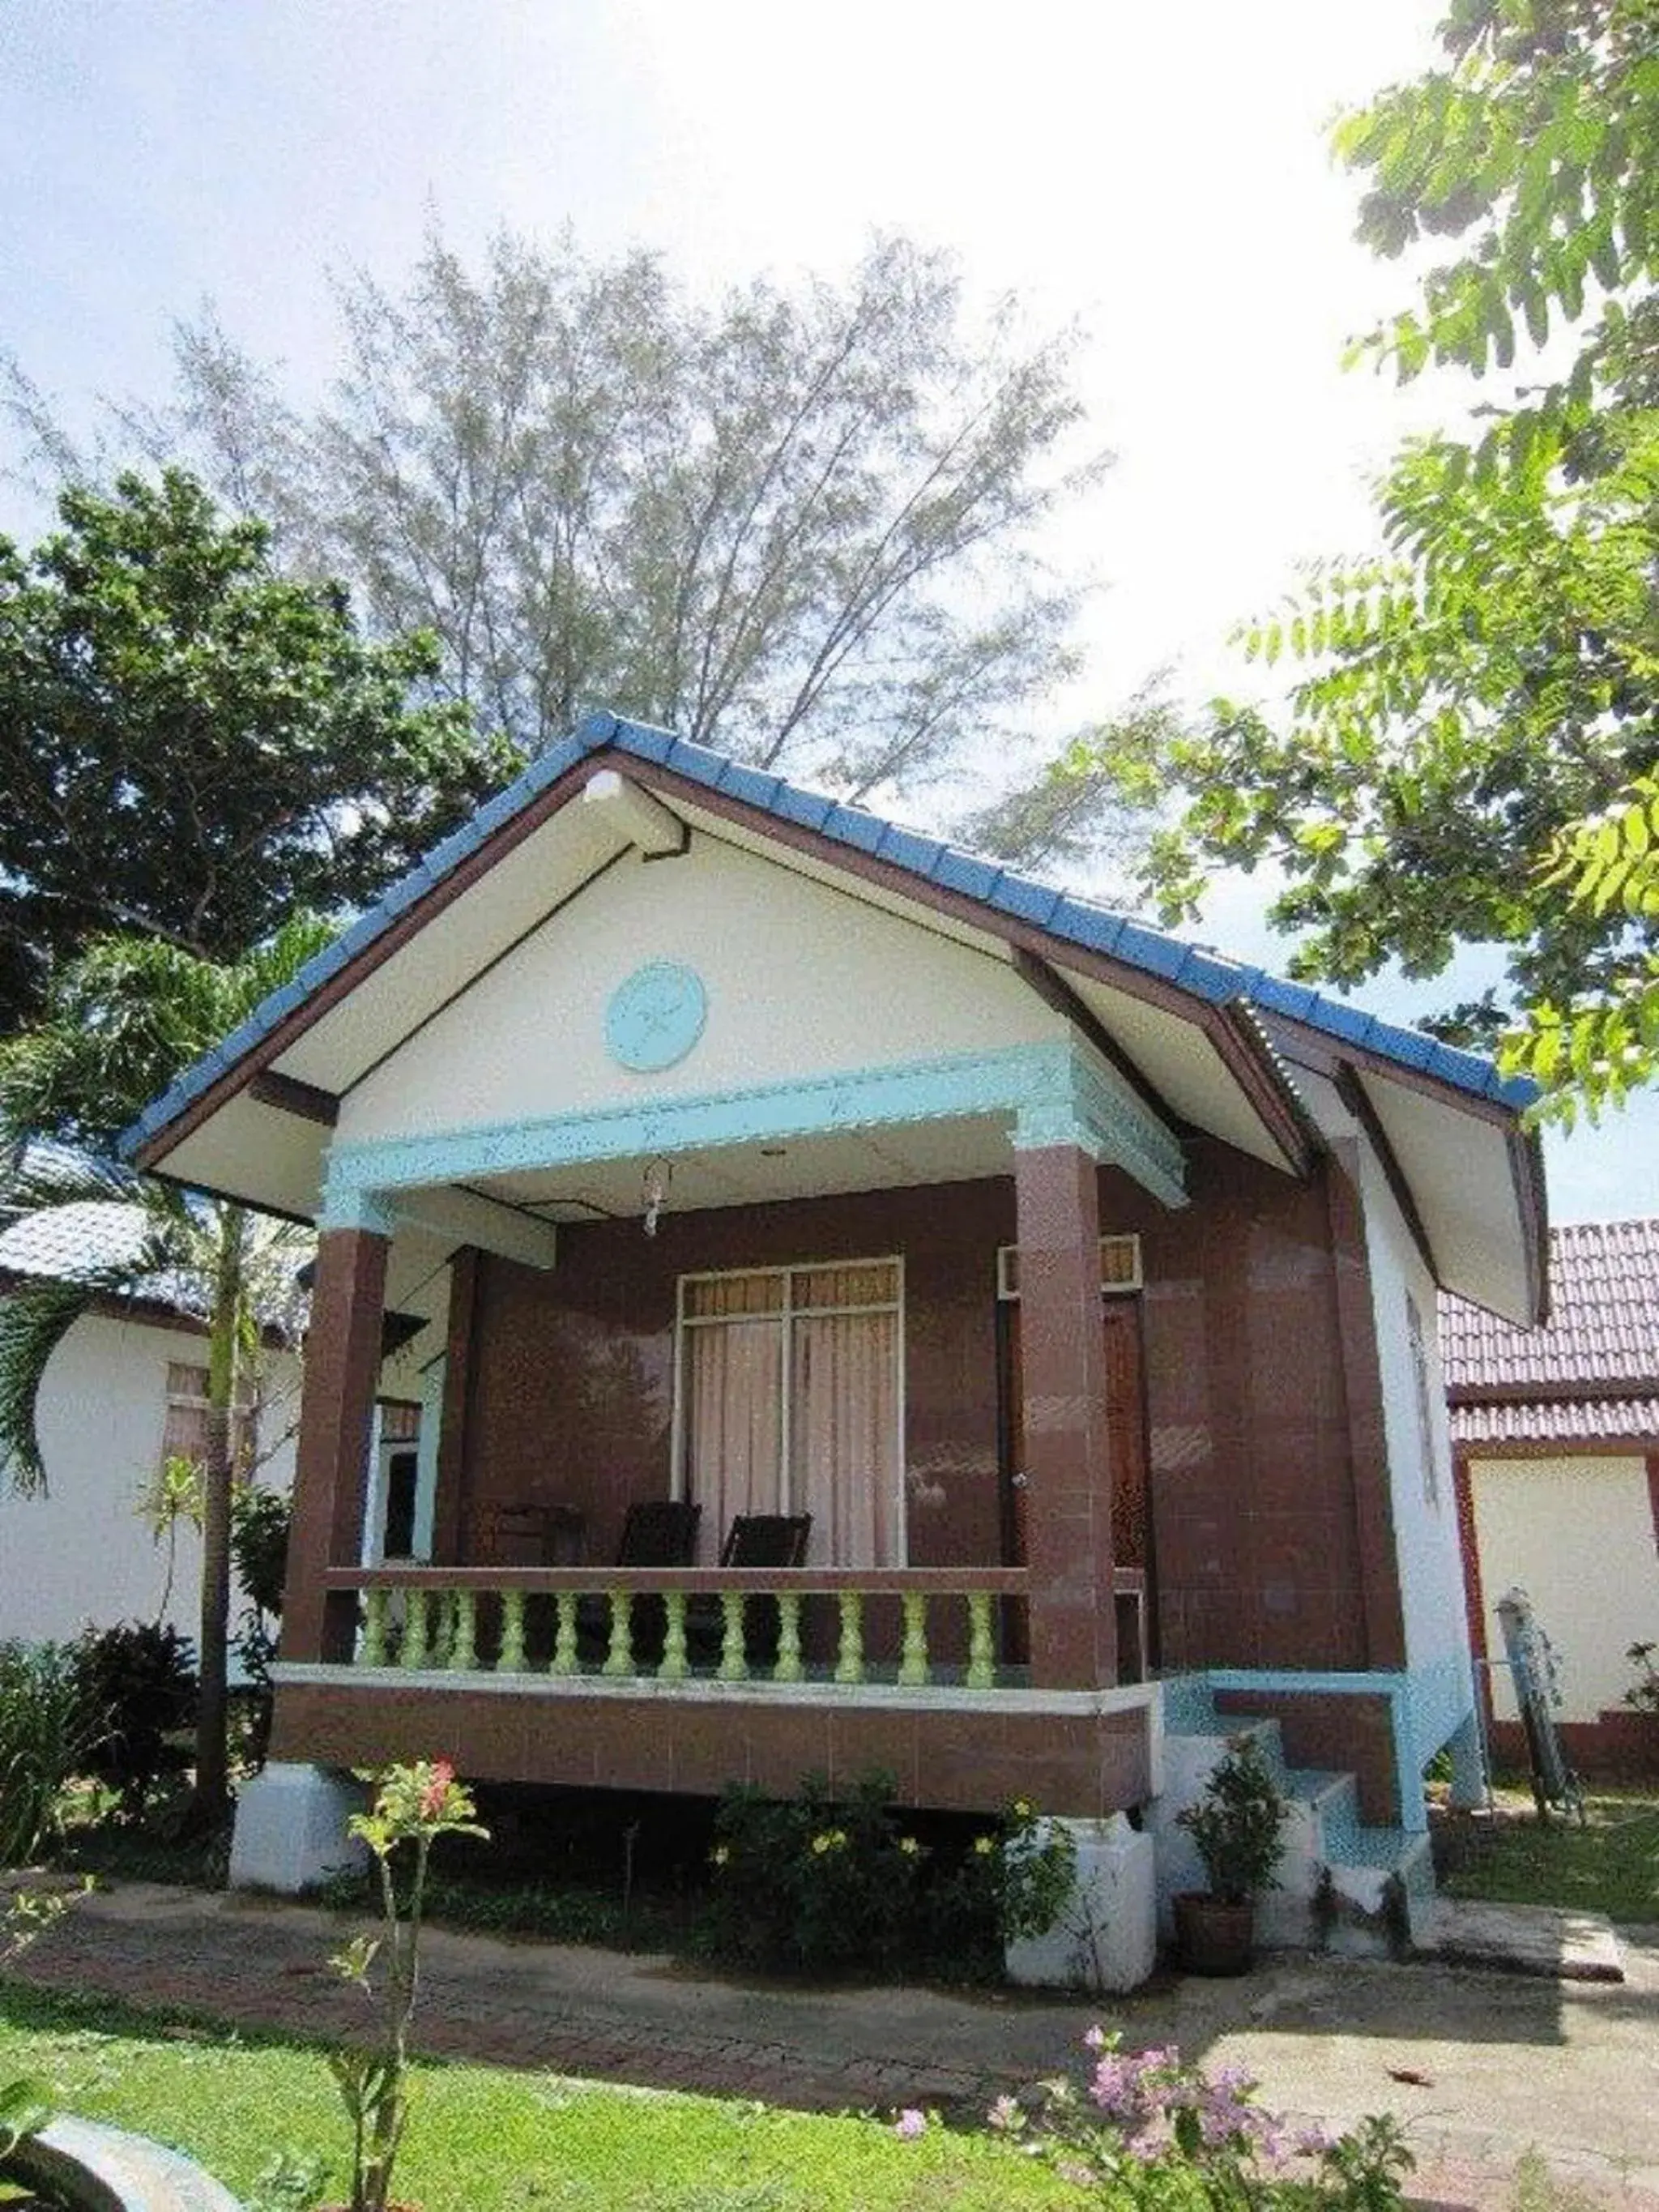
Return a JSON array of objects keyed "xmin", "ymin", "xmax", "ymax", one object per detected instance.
[
  {"xmin": 1437, "ymin": 1787, "xmax": 1659, "ymax": 1924},
  {"xmin": 0, "ymin": 1983, "xmax": 1076, "ymax": 2212}
]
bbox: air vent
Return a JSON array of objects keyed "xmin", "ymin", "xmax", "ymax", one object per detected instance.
[{"xmin": 997, "ymin": 1234, "xmax": 1142, "ymax": 1300}]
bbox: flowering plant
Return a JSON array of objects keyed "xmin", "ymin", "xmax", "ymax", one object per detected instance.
[
  {"xmin": 963, "ymin": 2031, "xmax": 1413, "ymax": 2211},
  {"xmin": 703, "ymin": 1771, "xmax": 919, "ymax": 1971},
  {"xmin": 898, "ymin": 2033, "xmax": 1412, "ymax": 2211},
  {"xmin": 328, "ymin": 1760, "xmax": 488, "ymax": 2212}
]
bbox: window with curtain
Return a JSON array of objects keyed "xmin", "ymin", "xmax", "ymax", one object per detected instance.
[{"xmin": 676, "ymin": 1258, "xmax": 903, "ymax": 1565}]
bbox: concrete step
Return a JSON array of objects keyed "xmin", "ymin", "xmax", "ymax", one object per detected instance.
[
  {"xmin": 1152, "ymin": 1680, "xmax": 1440, "ymax": 1959},
  {"xmin": 1284, "ymin": 1767, "xmax": 1360, "ymax": 1850}
]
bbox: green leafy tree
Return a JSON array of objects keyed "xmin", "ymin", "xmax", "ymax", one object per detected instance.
[
  {"xmin": 0, "ymin": 920, "xmax": 327, "ymax": 1826},
  {"xmin": 0, "ymin": 468, "xmax": 510, "ymax": 1029},
  {"xmin": 1114, "ymin": 1, "xmax": 1659, "ymax": 1110},
  {"xmin": 6, "ymin": 231, "xmax": 1154, "ymax": 873},
  {"xmin": 1505, "ymin": 773, "xmax": 1659, "ymax": 1117}
]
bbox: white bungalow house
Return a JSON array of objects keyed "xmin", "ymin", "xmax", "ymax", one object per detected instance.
[{"xmin": 117, "ymin": 711, "xmax": 1547, "ymax": 1982}]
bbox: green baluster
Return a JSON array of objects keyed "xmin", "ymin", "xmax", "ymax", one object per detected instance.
[
  {"xmin": 401, "ymin": 1590, "xmax": 429, "ymax": 1671},
  {"xmin": 603, "ymin": 1589, "xmax": 633, "ymax": 1676},
  {"xmin": 774, "ymin": 1591, "xmax": 804, "ymax": 1683},
  {"xmin": 898, "ymin": 1591, "xmax": 930, "ymax": 1685},
  {"xmin": 834, "ymin": 1590, "xmax": 865, "ymax": 1685},
  {"xmin": 966, "ymin": 1591, "xmax": 996, "ymax": 1689},
  {"xmin": 717, "ymin": 1591, "xmax": 747, "ymax": 1681},
  {"xmin": 659, "ymin": 1591, "xmax": 688, "ymax": 1680},
  {"xmin": 551, "ymin": 1591, "xmax": 578, "ymax": 1676},
  {"xmin": 498, "ymin": 1590, "xmax": 527, "ymax": 1673},
  {"xmin": 429, "ymin": 1592, "xmax": 453, "ymax": 1668},
  {"xmin": 360, "ymin": 1589, "xmax": 388, "ymax": 1669},
  {"xmin": 449, "ymin": 1589, "xmax": 477, "ymax": 1672}
]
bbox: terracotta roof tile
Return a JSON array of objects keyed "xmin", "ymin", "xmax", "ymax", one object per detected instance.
[
  {"xmin": 1439, "ymin": 1219, "xmax": 1659, "ymax": 1433},
  {"xmin": 1449, "ymin": 1394, "xmax": 1659, "ymax": 1447}
]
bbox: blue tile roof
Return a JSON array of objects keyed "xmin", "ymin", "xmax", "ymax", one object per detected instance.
[{"xmin": 119, "ymin": 709, "xmax": 1537, "ymax": 1160}]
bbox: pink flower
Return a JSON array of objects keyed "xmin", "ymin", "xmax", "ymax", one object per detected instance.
[
  {"xmin": 894, "ymin": 2108, "xmax": 928, "ymax": 2141},
  {"xmin": 987, "ymin": 2095, "xmax": 1021, "ymax": 2132},
  {"xmin": 419, "ymin": 1759, "xmax": 456, "ymax": 1818}
]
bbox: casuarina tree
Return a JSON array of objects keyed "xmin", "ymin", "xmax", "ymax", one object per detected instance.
[{"xmin": 5, "ymin": 230, "xmax": 1163, "ymax": 880}]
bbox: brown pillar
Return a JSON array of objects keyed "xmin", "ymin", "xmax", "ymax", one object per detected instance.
[
  {"xmin": 280, "ymin": 1223, "xmax": 390, "ymax": 1664},
  {"xmin": 430, "ymin": 1245, "xmax": 481, "ymax": 1565},
  {"xmin": 1015, "ymin": 1142, "xmax": 1117, "ymax": 1687}
]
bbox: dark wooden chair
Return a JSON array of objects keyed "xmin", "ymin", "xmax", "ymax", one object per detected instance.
[
  {"xmin": 616, "ymin": 1499, "xmax": 702, "ymax": 1565},
  {"xmin": 720, "ymin": 1513, "xmax": 812, "ymax": 1570},
  {"xmin": 688, "ymin": 1512, "xmax": 812, "ymax": 1668},
  {"xmin": 577, "ymin": 1499, "xmax": 702, "ymax": 1663}
]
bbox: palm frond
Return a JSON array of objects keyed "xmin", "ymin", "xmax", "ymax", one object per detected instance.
[
  {"xmin": 0, "ymin": 1275, "xmax": 97, "ymax": 1495},
  {"xmin": 1, "ymin": 1145, "xmax": 142, "ymax": 1222},
  {"xmin": 0, "ymin": 1185, "xmax": 188, "ymax": 1493}
]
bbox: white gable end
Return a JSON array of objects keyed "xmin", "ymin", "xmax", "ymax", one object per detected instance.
[{"xmin": 336, "ymin": 830, "xmax": 1067, "ymax": 1149}]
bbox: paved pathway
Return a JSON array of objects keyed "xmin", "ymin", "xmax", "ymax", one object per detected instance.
[{"xmin": 6, "ymin": 1883, "xmax": 1659, "ymax": 2210}]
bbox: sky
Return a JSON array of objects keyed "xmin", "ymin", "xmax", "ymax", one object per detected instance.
[{"xmin": 2, "ymin": 0, "xmax": 1656, "ymax": 1221}]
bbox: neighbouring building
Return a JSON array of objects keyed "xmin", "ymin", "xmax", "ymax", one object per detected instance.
[
  {"xmin": 0, "ymin": 1197, "xmax": 305, "ymax": 1646},
  {"xmin": 1444, "ymin": 1217, "xmax": 1659, "ymax": 1779}
]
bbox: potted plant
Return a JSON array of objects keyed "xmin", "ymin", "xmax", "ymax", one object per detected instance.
[{"xmin": 1173, "ymin": 1734, "xmax": 1287, "ymax": 1975}]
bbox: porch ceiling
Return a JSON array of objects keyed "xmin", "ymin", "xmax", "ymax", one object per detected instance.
[{"xmin": 476, "ymin": 1112, "xmax": 1019, "ymax": 1221}]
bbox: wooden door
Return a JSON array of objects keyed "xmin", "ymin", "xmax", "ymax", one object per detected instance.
[{"xmin": 999, "ymin": 1298, "xmax": 1154, "ymax": 1660}]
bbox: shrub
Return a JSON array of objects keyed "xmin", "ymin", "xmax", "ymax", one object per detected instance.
[
  {"xmin": 1625, "ymin": 1641, "xmax": 1658, "ymax": 1715},
  {"xmin": 916, "ymin": 1796, "xmax": 1077, "ymax": 1960},
  {"xmin": 700, "ymin": 1772, "xmax": 1075, "ymax": 1978},
  {"xmin": 1177, "ymin": 1735, "xmax": 1288, "ymax": 1904},
  {"xmin": 703, "ymin": 1770, "xmax": 917, "ymax": 1973},
  {"xmin": 230, "ymin": 1485, "xmax": 291, "ymax": 1618},
  {"xmin": 69, "ymin": 1621, "xmax": 198, "ymax": 1820},
  {"xmin": 0, "ymin": 1642, "xmax": 87, "ymax": 1865}
]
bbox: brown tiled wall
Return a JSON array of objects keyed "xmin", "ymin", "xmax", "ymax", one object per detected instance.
[
  {"xmin": 1213, "ymin": 1686, "xmax": 1399, "ymax": 1823},
  {"xmin": 459, "ymin": 1180, "xmax": 1013, "ymax": 1573},
  {"xmin": 1489, "ymin": 1712, "xmax": 1659, "ymax": 1785},
  {"xmin": 1130, "ymin": 1144, "xmax": 1382, "ymax": 1675},
  {"xmin": 271, "ymin": 1683, "xmax": 1153, "ymax": 1817},
  {"xmin": 449, "ymin": 1142, "xmax": 1388, "ymax": 1680}
]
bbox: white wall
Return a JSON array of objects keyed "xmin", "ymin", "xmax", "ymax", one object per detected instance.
[
  {"xmin": 1468, "ymin": 1454, "xmax": 1659, "ymax": 1722},
  {"xmin": 1354, "ymin": 1137, "xmax": 1471, "ymax": 1690},
  {"xmin": 338, "ymin": 831, "xmax": 1066, "ymax": 1147},
  {"xmin": 0, "ymin": 1309, "xmax": 300, "ymax": 1648}
]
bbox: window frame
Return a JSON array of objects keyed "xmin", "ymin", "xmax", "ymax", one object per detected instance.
[{"xmin": 670, "ymin": 1254, "xmax": 907, "ymax": 1562}]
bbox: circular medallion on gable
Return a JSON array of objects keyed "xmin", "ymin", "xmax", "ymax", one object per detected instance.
[{"xmin": 605, "ymin": 961, "xmax": 708, "ymax": 1072}]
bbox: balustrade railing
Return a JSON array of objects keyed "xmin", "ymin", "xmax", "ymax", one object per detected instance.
[{"xmin": 313, "ymin": 1565, "xmax": 1046, "ymax": 1691}]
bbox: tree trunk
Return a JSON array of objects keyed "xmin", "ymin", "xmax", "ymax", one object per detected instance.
[{"xmin": 189, "ymin": 1203, "xmax": 247, "ymax": 1831}]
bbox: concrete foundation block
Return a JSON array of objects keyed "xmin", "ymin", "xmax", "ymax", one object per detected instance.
[
  {"xmin": 229, "ymin": 1761, "xmax": 369, "ymax": 1894},
  {"xmin": 1004, "ymin": 1814, "xmax": 1157, "ymax": 1993}
]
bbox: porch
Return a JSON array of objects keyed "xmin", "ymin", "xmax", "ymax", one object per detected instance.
[
  {"xmin": 272, "ymin": 1522, "xmax": 1158, "ymax": 1814},
  {"xmin": 264, "ymin": 1004, "xmax": 1187, "ymax": 1823}
]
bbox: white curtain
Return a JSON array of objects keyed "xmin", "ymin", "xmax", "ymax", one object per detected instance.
[
  {"xmin": 791, "ymin": 1307, "xmax": 900, "ymax": 1568},
  {"xmin": 684, "ymin": 1315, "xmax": 783, "ymax": 1563},
  {"xmin": 681, "ymin": 1262, "xmax": 901, "ymax": 1566}
]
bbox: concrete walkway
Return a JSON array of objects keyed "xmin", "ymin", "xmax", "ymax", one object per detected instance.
[{"xmin": 6, "ymin": 1882, "xmax": 1659, "ymax": 2210}]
